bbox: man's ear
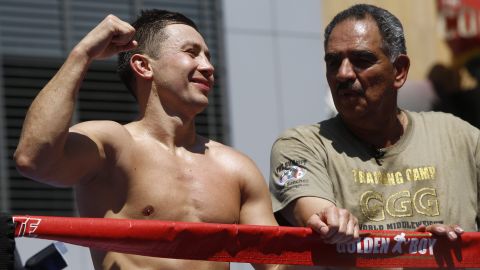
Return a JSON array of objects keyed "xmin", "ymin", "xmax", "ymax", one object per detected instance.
[
  {"xmin": 130, "ymin": 54, "xmax": 153, "ymax": 79},
  {"xmin": 393, "ymin": 54, "xmax": 410, "ymax": 89}
]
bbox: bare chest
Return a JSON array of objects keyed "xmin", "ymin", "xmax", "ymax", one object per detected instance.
[{"xmin": 77, "ymin": 145, "xmax": 241, "ymax": 224}]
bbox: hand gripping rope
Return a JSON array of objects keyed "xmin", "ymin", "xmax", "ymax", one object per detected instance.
[{"xmin": 6, "ymin": 215, "xmax": 480, "ymax": 268}]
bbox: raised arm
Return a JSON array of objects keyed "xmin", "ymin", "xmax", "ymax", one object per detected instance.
[{"xmin": 14, "ymin": 15, "xmax": 137, "ymax": 187}]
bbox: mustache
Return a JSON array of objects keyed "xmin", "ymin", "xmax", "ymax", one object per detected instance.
[{"xmin": 336, "ymin": 81, "xmax": 364, "ymax": 93}]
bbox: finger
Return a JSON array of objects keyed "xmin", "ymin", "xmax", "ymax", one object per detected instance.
[
  {"xmin": 336, "ymin": 208, "xmax": 349, "ymax": 235},
  {"xmin": 347, "ymin": 216, "xmax": 359, "ymax": 240},
  {"xmin": 345, "ymin": 217, "xmax": 355, "ymax": 237},
  {"xmin": 306, "ymin": 213, "xmax": 329, "ymax": 236},
  {"xmin": 425, "ymin": 224, "xmax": 447, "ymax": 236},
  {"xmin": 321, "ymin": 207, "xmax": 339, "ymax": 240},
  {"xmin": 102, "ymin": 15, "xmax": 135, "ymax": 45},
  {"xmin": 452, "ymin": 224, "xmax": 464, "ymax": 235},
  {"xmin": 327, "ymin": 214, "xmax": 358, "ymax": 244},
  {"xmin": 111, "ymin": 29, "xmax": 135, "ymax": 44},
  {"xmin": 446, "ymin": 227, "xmax": 458, "ymax": 241},
  {"xmin": 353, "ymin": 223, "xmax": 360, "ymax": 239},
  {"xmin": 444, "ymin": 224, "xmax": 464, "ymax": 241},
  {"xmin": 115, "ymin": 40, "xmax": 138, "ymax": 53},
  {"xmin": 415, "ymin": 224, "xmax": 427, "ymax": 232},
  {"xmin": 80, "ymin": 15, "xmax": 136, "ymax": 59},
  {"xmin": 426, "ymin": 223, "xmax": 465, "ymax": 241},
  {"xmin": 329, "ymin": 210, "xmax": 353, "ymax": 244},
  {"xmin": 111, "ymin": 29, "xmax": 136, "ymax": 45}
]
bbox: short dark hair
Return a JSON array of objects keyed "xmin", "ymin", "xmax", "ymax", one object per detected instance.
[
  {"xmin": 324, "ymin": 4, "xmax": 407, "ymax": 61},
  {"xmin": 117, "ymin": 9, "xmax": 198, "ymax": 99}
]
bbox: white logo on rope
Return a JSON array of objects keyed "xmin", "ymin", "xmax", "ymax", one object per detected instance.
[{"xmin": 13, "ymin": 217, "xmax": 42, "ymax": 237}]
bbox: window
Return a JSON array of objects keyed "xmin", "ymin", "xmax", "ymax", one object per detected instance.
[{"xmin": 0, "ymin": 0, "xmax": 226, "ymax": 216}]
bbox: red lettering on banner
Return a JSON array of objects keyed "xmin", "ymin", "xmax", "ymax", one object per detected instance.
[
  {"xmin": 440, "ymin": 6, "xmax": 480, "ymax": 40},
  {"xmin": 437, "ymin": 0, "xmax": 480, "ymax": 54}
]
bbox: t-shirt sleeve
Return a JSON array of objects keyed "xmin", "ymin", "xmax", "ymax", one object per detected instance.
[{"xmin": 269, "ymin": 131, "xmax": 335, "ymax": 213}]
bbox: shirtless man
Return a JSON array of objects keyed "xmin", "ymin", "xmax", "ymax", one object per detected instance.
[{"xmin": 13, "ymin": 9, "xmax": 283, "ymax": 270}]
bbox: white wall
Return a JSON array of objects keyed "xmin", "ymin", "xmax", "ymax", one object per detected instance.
[
  {"xmin": 222, "ymin": 1, "xmax": 327, "ymax": 269},
  {"xmin": 223, "ymin": 0, "xmax": 329, "ymax": 180}
]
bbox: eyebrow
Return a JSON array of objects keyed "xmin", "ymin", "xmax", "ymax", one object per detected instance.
[
  {"xmin": 350, "ymin": 50, "xmax": 376, "ymax": 59},
  {"xmin": 324, "ymin": 52, "xmax": 340, "ymax": 62}
]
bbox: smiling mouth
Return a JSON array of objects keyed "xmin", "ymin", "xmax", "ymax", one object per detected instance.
[{"xmin": 191, "ymin": 79, "xmax": 212, "ymax": 91}]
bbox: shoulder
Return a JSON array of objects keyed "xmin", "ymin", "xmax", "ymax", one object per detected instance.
[
  {"xmin": 273, "ymin": 119, "xmax": 342, "ymax": 152},
  {"xmin": 275, "ymin": 117, "xmax": 342, "ymax": 141},
  {"xmin": 407, "ymin": 110, "xmax": 480, "ymax": 145},
  {"xmin": 204, "ymin": 139, "xmax": 265, "ymax": 186},
  {"xmin": 278, "ymin": 123, "xmax": 321, "ymax": 139},
  {"xmin": 410, "ymin": 110, "xmax": 463, "ymax": 124},
  {"xmin": 274, "ymin": 123, "xmax": 322, "ymax": 150},
  {"xmin": 206, "ymin": 139, "xmax": 257, "ymax": 169},
  {"xmin": 409, "ymin": 110, "xmax": 479, "ymax": 133}
]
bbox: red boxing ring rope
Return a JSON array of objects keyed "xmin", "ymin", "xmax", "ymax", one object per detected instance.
[{"xmin": 12, "ymin": 215, "xmax": 480, "ymax": 268}]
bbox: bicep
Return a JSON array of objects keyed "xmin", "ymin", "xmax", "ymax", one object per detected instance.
[
  {"xmin": 65, "ymin": 127, "xmax": 105, "ymax": 177},
  {"xmin": 43, "ymin": 124, "xmax": 107, "ymax": 187}
]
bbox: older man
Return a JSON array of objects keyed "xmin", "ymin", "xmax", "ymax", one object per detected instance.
[{"xmin": 270, "ymin": 4, "xmax": 477, "ymax": 245}]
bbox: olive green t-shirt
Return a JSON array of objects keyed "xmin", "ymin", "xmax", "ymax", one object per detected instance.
[{"xmin": 270, "ymin": 111, "xmax": 480, "ymax": 231}]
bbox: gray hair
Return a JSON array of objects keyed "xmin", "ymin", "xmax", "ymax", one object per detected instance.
[{"xmin": 324, "ymin": 4, "xmax": 406, "ymax": 61}]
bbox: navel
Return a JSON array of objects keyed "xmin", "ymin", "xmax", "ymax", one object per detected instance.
[{"xmin": 142, "ymin": 205, "xmax": 155, "ymax": 216}]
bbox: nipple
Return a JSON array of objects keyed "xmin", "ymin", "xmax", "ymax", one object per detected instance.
[{"xmin": 142, "ymin": 205, "xmax": 155, "ymax": 216}]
